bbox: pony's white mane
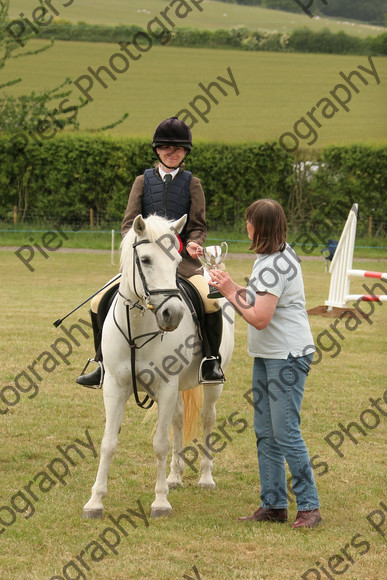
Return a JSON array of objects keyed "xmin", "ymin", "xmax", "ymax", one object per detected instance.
[{"xmin": 120, "ymin": 214, "xmax": 182, "ymax": 273}]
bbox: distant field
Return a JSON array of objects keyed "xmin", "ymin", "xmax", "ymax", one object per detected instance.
[
  {"xmin": 9, "ymin": 0, "xmax": 385, "ymax": 38},
  {"xmin": 3, "ymin": 40, "xmax": 386, "ymax": 145}
]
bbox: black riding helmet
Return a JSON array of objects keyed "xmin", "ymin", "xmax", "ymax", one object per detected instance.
[{"xmin": 152, "ymin": 117, "xmax": 192, "ymax": 169}]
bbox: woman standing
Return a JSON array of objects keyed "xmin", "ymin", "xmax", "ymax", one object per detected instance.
[{"xmin": 209, "ymin": 199, "xmax": 322, "ymax": 529}]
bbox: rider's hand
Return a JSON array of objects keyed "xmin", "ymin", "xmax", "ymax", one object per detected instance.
[{"xmin": 186, "ymin": 241, "xmax": 203, "ymax": 259}]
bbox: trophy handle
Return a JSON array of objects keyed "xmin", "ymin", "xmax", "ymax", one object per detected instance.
[
  {"xmin": 220, "ymin": 241, "xmax": 228, "ymax": 262},
  {"xmin": 207, "ymin": 242, "xmax": 228, "ymax": 298}
]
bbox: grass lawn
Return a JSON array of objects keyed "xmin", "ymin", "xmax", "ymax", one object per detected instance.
[
  {"xmin": 8, "ymin": 0, "xmax": 386, "ymax": 37},
  {"xmin": 1, "ymin": 225, "xmax": 386, "ymax": 260},
  {"xmin": 2, "ymin": 41, "xmax": 386, "ymax": 145},
  {"xmin": 0, "ymin": 250, "xmax": 386, "ymax": 579}
]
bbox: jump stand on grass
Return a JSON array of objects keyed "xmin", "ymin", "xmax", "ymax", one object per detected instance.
[{"xmin": 325, "ymin": 203, "xmax": 387, "ymax": 311}]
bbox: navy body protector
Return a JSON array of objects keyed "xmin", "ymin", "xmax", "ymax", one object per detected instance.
[{"xmin": 142, "ymin": 168, "xmax": 192, "ymax": 243}]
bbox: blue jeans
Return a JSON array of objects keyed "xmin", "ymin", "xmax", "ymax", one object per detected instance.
[{"xmin": 252, "ymin": 354, "xmax": 320, "ymax": 511}]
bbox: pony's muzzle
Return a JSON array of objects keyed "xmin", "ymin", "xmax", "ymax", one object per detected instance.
[{"xmin": 155, "ymin": 296, "xmax": 184, "ymax": 332}]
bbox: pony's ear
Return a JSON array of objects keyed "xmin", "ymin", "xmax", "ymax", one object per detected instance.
[
  {"xmin": 133, "ymin": 215, "xmax": 146, "ymax": 235},
  {"xmin": 171, "ymin": 214, "xmax": 187, "ymax": 235}
]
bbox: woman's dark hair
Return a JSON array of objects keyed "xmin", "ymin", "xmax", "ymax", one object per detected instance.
[{"xmin": 245, "ymin": 199, "xmax": 287, "ymax": 254}]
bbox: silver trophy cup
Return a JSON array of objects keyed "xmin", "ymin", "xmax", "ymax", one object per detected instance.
[{"xmin": 199, "ymin": 242, "xmax": 228, "ymax": 298}]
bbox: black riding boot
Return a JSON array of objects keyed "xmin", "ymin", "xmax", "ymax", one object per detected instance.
[
  {"xmin": 76, "ymin": 311, "xmax": 103, "ymax": 388},
  {"xmin": 199, "ymin": 310, "xmax": 225, "ymax": 383}
]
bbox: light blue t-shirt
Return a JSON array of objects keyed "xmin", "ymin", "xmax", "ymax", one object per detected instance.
[{"xmin": 246, "ymin": 244, "xmax": 315, "ymax": 359}]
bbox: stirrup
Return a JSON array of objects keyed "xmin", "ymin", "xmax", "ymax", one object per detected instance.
[
  {"xmin": 78, "ymin": 359, "xmax": 104, "ymax": 389},
  {"xmin": 198, "ymin": 356, "xmax": 226, "ymax": 385}
]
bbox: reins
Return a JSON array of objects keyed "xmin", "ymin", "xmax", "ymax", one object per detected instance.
[
  {"xmin": 113, "ymin": 295, "xmax": 162, "ymax": 409},
  {"xmin": 114, "ymin": 236, "xmax": 182, "ymax": 409}
]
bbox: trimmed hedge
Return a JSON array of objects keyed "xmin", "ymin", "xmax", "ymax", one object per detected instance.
[
  {"xmin": 34, "ymin": 20, "xmax": 387, "ymax": 56},
  {"xmin": 0, "ymin": 136, "xmax": 385, "ymax": 235},
  {"xmin": 0, "ymin": 136, "xmax": 292, "ymax": 229}
]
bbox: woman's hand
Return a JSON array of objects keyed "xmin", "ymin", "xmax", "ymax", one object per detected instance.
[
  {"xmin": 186, "ymin": 241, "xmax": 203, "ymax": 259},
  {"xmin": 208, "ymin": 268, "xmax": 236, "ymax": 299},
  {"xmin": 209, "ymin": 268, "xmax": 278, "ymax": 330}
]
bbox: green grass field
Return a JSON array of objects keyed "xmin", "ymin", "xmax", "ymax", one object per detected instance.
[
  {"xmin": 1, "ymin": 251, "xmax": 386, "ymax": 579},
  {"xmin": 3, "ymin": 41, "xmax": 387, "ymax": 145},
  {"xmin": 9, "ymin": 0, "xmax": 385, "ymax": 37},
  {"xmin": 1, "ymin": 225, "xmax": 386, "ymax": 259}
]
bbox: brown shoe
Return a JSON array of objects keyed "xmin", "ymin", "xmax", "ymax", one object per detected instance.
[
  {"xmin": 238, "ymin": 507, "xmax": 288, "ymax": 523},
  {"xmin": 291, "ymin": 509, "xmax": 322, "ymax": 529}
]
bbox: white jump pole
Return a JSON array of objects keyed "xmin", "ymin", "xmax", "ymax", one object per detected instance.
[
  {"xmin": 345, "ymin": 294, "xmax": 387, "ymax": 302},
  {"xmin": 347, "ymin": 269, "xmax": 387, "ymax": 282}
]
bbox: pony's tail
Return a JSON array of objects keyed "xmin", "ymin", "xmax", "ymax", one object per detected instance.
[
  {"xmin": 142, "ymin": 385, "xmax": 203, "ymax": 445},
  {"xmin": 182, "ymin": 385, "xmax": 203, "ymax": 445}
]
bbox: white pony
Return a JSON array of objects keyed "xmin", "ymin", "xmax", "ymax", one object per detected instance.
[{"xmin": 82, "ymin": 214, "xmax": 234, "ymax": 518}]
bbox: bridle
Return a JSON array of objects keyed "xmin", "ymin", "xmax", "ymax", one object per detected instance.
[
  {"xmin": 113, "ymin": 237, "xmax": 182, "ymax": 409},
  {"xmin": 131, "ymin": 238, "xmax": 182, "ymax": 313}
]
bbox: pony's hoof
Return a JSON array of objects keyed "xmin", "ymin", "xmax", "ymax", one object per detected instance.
[
  {"xmin": 198, "ymin": 482, "xmax": 216, "ymax": 490},
  {"xmin": 150, "ymin": 507, "xmax": 172, "ymax": 518},
  {"xmin": 82, "ymin": 508, "xmax": 104, "ymax": 519}
]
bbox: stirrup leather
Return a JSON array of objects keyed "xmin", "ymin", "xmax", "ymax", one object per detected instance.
[
  {"xmin": 198, "ymin": 356, "xmax": 226, "ymax": 385},
  {"xmin": 78, "ymin": 358, "xmax": 104, "ymax": 389}
]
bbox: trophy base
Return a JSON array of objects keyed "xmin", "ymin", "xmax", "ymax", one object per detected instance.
[{"xmin": 207, "ymin": 285, "xmax": 223, "ymax": 299}]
